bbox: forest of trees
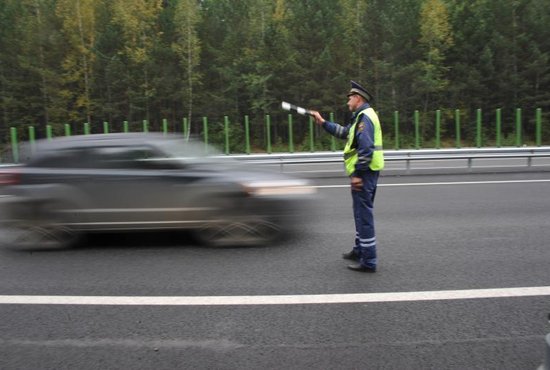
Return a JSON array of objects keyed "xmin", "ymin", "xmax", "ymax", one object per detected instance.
[{"xmin": 1, "ymin": 0, "xmax": 549, "ymax": 151}]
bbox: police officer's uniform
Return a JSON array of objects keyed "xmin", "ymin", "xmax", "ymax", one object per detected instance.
[{"xmin": 320, "ymin": 81, "xmax": 384, "ymax": 272}]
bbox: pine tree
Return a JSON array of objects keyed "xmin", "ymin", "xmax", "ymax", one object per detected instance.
[
  {"xmin": 56, "ymin": 0, "xmax": 97, "ymax": 125},
  {"xmin": 172, "ymin": 0, "xmax": 202, "ymax": 135}
]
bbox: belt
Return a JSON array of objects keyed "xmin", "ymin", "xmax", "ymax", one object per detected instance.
[{"xmin": 344, "ymin": 146, "xmax": 383, "ymax": 160}]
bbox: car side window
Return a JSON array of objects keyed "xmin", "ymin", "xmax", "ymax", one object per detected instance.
[
  {"xmin": 92, "ymin": 146, "xmax": 181, "ymax": 170},
  {"xmin": 29, "ymin": 149, "xmax": 92, "ymax": 168}
]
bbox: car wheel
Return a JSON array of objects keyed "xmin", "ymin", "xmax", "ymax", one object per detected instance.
[
  {"xmin": 0, "ymin": 221, "xmax": 79, "ymax": 250},
  {"xmin": 0, "ymin": 201, "xmax": 80, "ymax": 250},
  {"xmin": 195, "ymin": 218, "xmax": 281, "ymax": 247}
]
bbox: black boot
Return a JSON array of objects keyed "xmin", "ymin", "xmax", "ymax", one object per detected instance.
[
  {"xmin": 347, "ymin": 263, "xmax": 376, "ymax": 273},
  {"xmin": 342, "ymin": 250, "xmax": 360, "ymax": 261}
]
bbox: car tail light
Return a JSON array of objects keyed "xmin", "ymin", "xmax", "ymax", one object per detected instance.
[{"xmin": 0, "ymin": 169, "xmax": 20, "ymax": 185}]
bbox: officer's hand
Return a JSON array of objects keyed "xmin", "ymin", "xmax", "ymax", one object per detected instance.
[
  {"xmin": 310, "ymin": 111, "xmax": 325, "ymax": 125},
  {"xmin": 351, "ymin": 176, "xmax": 363, "ymax": 191}
]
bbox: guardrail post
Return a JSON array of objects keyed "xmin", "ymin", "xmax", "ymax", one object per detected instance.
[
  {"xmin": 394, "ymin": 111, "xmax": 400, "ymax": 150},
  {"xmin": 476, "ymin": 109, "xmax": 482, "ymax": 148},
  {"xmin": 496, "ymin": 108, "xmax": 502, "ymax": 147},
  {"xmin": 309, "ymin": 116, "xmax": 315, "ymax": 152},
  {"xmin": 265, "ymin": 114, "xmax": 271, "ymax": 154},
  {"xmin": 10, "ymin": 127, "xmax": 18, "ymax": 163},
  {"xmin": 414, "ymin": 110, "xmax": 420, "ymax": 149},
  {"xmin": 123, "ymin": 121, "xmax": 129, "ymax": 133},
  {"xmin": 288, "ymin": 114, "xmax": 294, "ymax": 153},
  {"xmin": 435, "ymin": 110, "xmax": 441, "ymax": 149},
  {"xmin": 455, "ymin": 109, "xmax": 461, "ymax": 148},
  {"xmin": 104, "ymin": 121, "xmax": 109, "ymax": 134},
  {"xmin": 515, "ymin": 108, "xmax": 522, "ymax": 147},
  {"xmin": 330, "ymin": 112, "xmax": 336, "ymax": 151},
  {"xmin": 245, "ymin": 115, "xmax": 251, "ymax": 154},
  {"xmin": 64, "ymin": 123, "xmax": 71, "ymax": 136},
  {"xmin": 224, "ymin": 116, "xmax": 230, "ymax": 155},
  {"xmin": 46, "ymin": 125, "xmax": 53, "ymax": 140},
  {"xmin": 536, "ymin": 108, "xmax": 542, "ymax": 147}
]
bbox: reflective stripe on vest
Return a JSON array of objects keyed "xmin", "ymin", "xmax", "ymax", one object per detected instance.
[{"xmin": 343, "ymin": 107, "xmax": 384, "ymax": 175}]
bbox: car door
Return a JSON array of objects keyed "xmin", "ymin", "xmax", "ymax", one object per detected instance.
[{"xmin": 79, "ymin": 145, "xmax": 210, "ymax": 230}]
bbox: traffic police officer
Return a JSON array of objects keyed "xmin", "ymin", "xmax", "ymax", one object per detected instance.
[{"xmin": 311, "ymin": 81, "xmax": 384, "ymax": 272}]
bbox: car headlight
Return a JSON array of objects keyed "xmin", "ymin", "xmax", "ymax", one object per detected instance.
[{"xmin": 242, "ymin": 180, "xmax": 316, "ymax": 197}]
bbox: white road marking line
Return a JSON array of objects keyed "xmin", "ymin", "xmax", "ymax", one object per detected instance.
[
  {"xmin": 1, "ymin": 286, "xmax": 549, "ymax": 306},
  {"xmin": 316, "ymin": 179, "xmax": 550, "ymax": 188}
]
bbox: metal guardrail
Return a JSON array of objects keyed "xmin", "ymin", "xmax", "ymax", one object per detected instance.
[
  {"xmin": 2, "ymin": 147, "xmax": 550, "ymax": 174},
  {"xmin": 227, "ymin": 147, "xmax": 550, "ymax": 173}
]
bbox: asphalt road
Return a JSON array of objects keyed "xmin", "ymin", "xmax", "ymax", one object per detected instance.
[{"xmin": 1, "ymin": 171, "xmax": 550, "ymax": 369}]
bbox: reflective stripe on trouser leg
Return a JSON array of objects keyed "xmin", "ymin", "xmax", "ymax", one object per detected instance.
[{"xmin": 351, "ymin": 170, "xmax": 379, "ymax": 269}]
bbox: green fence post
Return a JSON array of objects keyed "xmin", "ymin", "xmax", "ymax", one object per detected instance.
[
  {"xmin": 46, "ymin": 125, "xmax": 53, "ymax": 140},
  {"xmin": 330, "ymin": 112, "xmax": 336, "ymax": 151},
  {"xmin": 162, "ymin": 119, "xmax": 168, "ymax": 135},
  {"xmin": 83, "ymin": 122, "xmax": 90, "ymax": 135},
  {"xmin": 476, "ymin": 109, "xmax": 482, "ymax": 148},
  {"xmin": 64, "ymin": 124, "xmax": 71, "ymax": 136},
  {"xmin": 10, "ymin": 127, "xmax": 19, "ymax": 163},
  {"xmin": 28, "ymin": 126, "xmax": 35, "ymax": 153},
  {"xmin": 536, "ymin": 108, "xmax": 542, "ymax": 147},
  {"xmin": 103, "ymin": 121, "xmax": 109, "ymax": 134},
  {"xmin": 224, "ymin": 116, "xmax": 230, "ymax": 155},
  {"xmin": 414, "ymin": 110, "xmax": 420, "ymax": 149},
  {"xmin": 265, "ymin": 115, "xmax": 271, "ymax": 154},
  {"xmin": 28, "ymin": 126, "xmax": 35, "ymax": 156},
  {"xmin": 435, "ymin": 110, "xmax": 441, "ymax": 149},
  {"xmin": 394, "ymin": 111, "xmax": 399, "ymax": 150},
  {"xmin": 309, "ymin": 116, "xmax": 315, "ymax": 152},
  {"xmin": 28, "ymin": 126, "xmax": 35, "ymax": 144},
  {"xmin": 515, "ymin": 108, "xmax": 522, "ymax": 147},
  {"xmin": 182, "ymin": 117, "xmax": 188, "ymax": 138},
  {"xmin": 123, "ymin": 121, "xmax": 129, "ymax": 133},
  {"xmin": 455, "ymin": 109, "xmax": 461, "ymax": 148},
  {"xmin": 288, "ymin": 114, "xmax": 294, "ymax": 153},
  {"xmin": 142, "ymin": 120, "xmax": 148, "ymax": 133},
  {"xmin": 496, "ymin": 108, "xmax": 502, "ymax": 147},
  {"xmin": 244, "ymin": 115, "xmax": 250, "ymax": 154},
  {"xmin": 202, "ymin": 117, "xmax": 208, "ymax": 150}
]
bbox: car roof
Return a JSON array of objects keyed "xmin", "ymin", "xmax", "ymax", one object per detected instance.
[
  {"xmin": 32, "ymin": 133, "xmax": 179, "ymax": 151},
  {"xmin": 15, "ymin": 133, "xmax": 191, "ymax": 164}
]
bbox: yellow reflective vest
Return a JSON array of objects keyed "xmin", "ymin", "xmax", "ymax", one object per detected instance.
[{"xmin": 343, "ymin": 107, "xmax": 384, "ymax": 176}]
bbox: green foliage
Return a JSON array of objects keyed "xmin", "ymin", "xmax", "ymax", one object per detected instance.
[{"xmin": 0, "ymin": 0, "xmax": 550, "ymax": 151}]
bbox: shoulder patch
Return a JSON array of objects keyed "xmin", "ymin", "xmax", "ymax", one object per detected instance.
[{"xmin": 357, "ymin": 122, "xmax": 365, "ymax": 133}]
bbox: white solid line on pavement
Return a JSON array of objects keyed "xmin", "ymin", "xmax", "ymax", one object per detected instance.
[
  {"xmin": 1, "ymin": 286, "xmax": 550, "ymax": 306},
  {"xmin": 316, "ymin": 178, "xmax": 550, "ymax": 188}
]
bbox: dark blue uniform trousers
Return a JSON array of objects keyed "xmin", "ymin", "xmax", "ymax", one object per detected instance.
[{"xmin": 351, "ymin": 169, "xmax": 379, "ymax": 269}]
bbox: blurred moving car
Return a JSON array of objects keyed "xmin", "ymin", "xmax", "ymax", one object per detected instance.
[{"xmin": 0, "ymin": 133, "xmax": 315, "ymax": 249}]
